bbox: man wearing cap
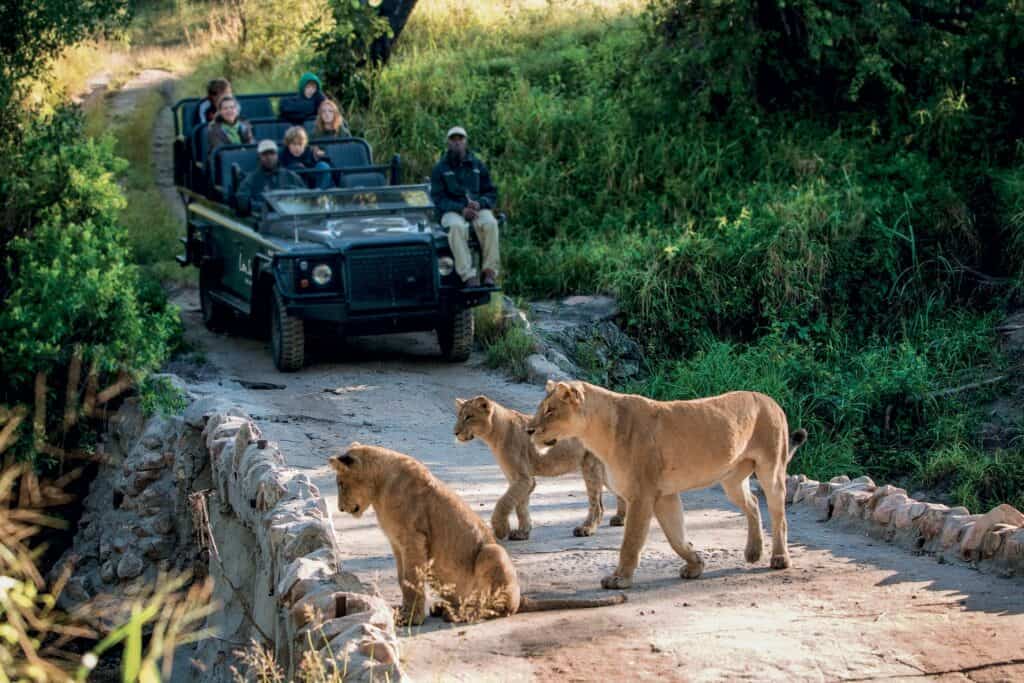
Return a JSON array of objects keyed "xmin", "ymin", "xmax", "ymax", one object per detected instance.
[
  {"xmin": 429, "ymin": 126, "xmax": 500, "ymax": 287},
  {"xmin": 235, "ymin": 140, "xmax": 306, "ymax": 216}
]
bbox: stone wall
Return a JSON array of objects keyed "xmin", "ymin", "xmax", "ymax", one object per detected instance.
[
  {"xmin": 784, "ymin": 474, "xmax": 1024, "ymax": 576},
  {"xmin": 55, "ymin": 387, "xmax": 403, "ymax": 682},
  {"xmin": 189, "ymin": 401, "xmax": 404, "ymax": 682}
]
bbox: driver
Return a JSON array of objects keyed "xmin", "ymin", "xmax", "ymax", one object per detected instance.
[{"xmin": 235, "ymin": 140, "xmax": 305, "ymax": 216}]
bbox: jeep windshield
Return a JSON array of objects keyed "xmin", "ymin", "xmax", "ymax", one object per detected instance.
[{"xmin": 263, "ymin": 185, "xmax": 434, "ymax": 216}]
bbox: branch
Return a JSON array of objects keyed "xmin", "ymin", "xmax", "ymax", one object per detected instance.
[
  {"xmin": 0, "ymin": 405, "xmax": 29, "ymax": 455},
  {"xmin": 63, "ymin": 345, "xmax": 83, "ymax": 435}
]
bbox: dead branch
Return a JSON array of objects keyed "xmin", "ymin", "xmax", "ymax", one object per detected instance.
[
  {"xmin": 95, "ymin": 370, "xmax": 132, "ymax": 407},
  {"xmin": 925, "ymin": 375, "xmax": 1008, "ymax": 400},
  {"xmin": 62, "ymin": 345, "xmax": 83, "ymax": 435},
  {"xmin": 0, "ymin": 404, "xmax": 28, "ymax": 455},
  {"xmin": 33, "ymin": 371, "xmax": 47, "ymax": 452},
  {"xmin": 81, "ymin": 358, "xmax": 99, "ymax": 420}
]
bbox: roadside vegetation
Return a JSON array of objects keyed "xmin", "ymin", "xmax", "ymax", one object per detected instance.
[{"xmin": 50, "ymin": 0, "xmax": 1022, "ymax": 511}]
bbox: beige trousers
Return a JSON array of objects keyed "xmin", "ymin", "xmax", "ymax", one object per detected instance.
[{"xmin": 442, "ymin": 209, "xmax": 500, "ymax": 281}]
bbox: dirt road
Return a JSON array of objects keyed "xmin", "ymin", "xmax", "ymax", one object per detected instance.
[{"xmin": 171, "ymin": 296, "xmax": 1024, "ymax": 682}]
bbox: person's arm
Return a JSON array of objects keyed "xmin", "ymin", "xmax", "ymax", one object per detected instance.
[
  {"xmin": 429, "ymin": 162, "xmax": 467, "ymax": 215},
  {"xmin": 241, "ymin": 121, "xmax": 254, "ymax": 144},
  {"xmin": 477, "ymin": 160, "xmax": 498, "ymax": 210}
]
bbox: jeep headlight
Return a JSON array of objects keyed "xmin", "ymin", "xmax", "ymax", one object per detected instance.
[
  {"xmin": 438, "ymin": 256, "xmax": 455, "ymax": 277},
  {"xmin": 312, "ymin": 263, "xmax": 332, "ymax": 285}
]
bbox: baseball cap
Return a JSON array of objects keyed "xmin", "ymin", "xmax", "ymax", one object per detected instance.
[
  {"xmin": 257, "ymin": 139, "xmax": 278, "ymax": 154},
  {"xmin": 446, "ymin": 126, "xmax": 468, "ymax": 140}
]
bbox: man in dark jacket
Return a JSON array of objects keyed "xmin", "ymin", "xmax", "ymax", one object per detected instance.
[
  {"xmin": 429, "ymin": 126, "xmax": 499, "ymax": 287},
  {"xmin": 235, "ymin": 140, "xmax": 306, "ymax": 216}
]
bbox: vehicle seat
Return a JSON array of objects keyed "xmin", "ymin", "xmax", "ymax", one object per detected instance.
[
  {"xmin": 212, "ymin": 145, "xmax": 260, "ymax": 202},
  {"xmin": 340, "ymin": 172, "xmax": 387, "ymax": 188}
]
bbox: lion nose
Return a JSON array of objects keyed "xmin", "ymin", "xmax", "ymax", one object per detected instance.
[{"xmin": 525, "ymin": 427, "xmax": 536, "ymax": 435}]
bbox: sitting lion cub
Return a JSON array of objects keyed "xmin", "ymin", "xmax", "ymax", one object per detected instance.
[
  {"xmin": 454, "ymin": 395, "xmax": 626, "ymax": 540},
  {"xmin": 527, "ymin": 381, "xmax": 807, "ymax": 590},
  {"xmin": 328, "ymin": 443, "xmax": 626, "ymax": 625}
]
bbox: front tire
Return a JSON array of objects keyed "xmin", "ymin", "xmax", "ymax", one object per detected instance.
[
  {"xmin": 438, "ymin": 308, "xmax": 474, "ymax": 362},
  {"xmin": 270, "ymin": 288, "xmax": 304, "ymax": 371}
]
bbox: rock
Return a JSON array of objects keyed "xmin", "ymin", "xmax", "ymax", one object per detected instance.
[
  {"xmin": 829, "ymin": 475, "xmax": 851, "ymax": 485},
  {"xmin": 117, "ymin": 551, "xmax": 145, "ymax": 580},
  {"xmin": 915, "ymin": 503, "xmax": 951, "ymax": 539},
  {"xmin": 959, "ymin": 504, "xmax": 1024, "ymax": 557},
  {"xmin": 277, "ymin": 556, "xmax": 336, "ymax": 606},
  {"xmin": 184, "ymin": 396, "xmax": 235, "ymax": 429},
  {"xmin": 134, "ymin": 449, "xmax": 170, "ymax": 471},
  {"xmin": 140, "ymin": 537, "xmax": 174, "ymax": 560},
  {"xmin": 500, "ymin": 296, "xmax": 531, "ymax": 332},
  {"xmin": 100, "ymin": 560, "xmax": 116, "ymax": 584},
  {"xmin": 525, "ymin": 354, "xmax": 572, "ymax": 385},
  {"xmin": 873, "ymin": 493, "xmax": 910, "ymax": 525}
]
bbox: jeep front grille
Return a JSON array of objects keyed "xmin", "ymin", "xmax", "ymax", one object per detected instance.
[{"xmin": 346, "ymin": 246, "xmax": 437, "ymax": 311}]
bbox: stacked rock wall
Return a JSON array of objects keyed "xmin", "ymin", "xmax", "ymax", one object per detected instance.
[
  {"xmin": 190, "ymin": 404, "xmax": 404, "ymax": 682},
  {"xmin": 786, "ymin": 474, "xmax": 1024, "ymax": 575}
]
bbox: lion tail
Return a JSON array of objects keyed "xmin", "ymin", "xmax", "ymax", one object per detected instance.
[
  {"xmin": 518, "ymin": 592, "xmax": 627, "ymax": 613},
  {"xmin": 788, "ymin": 429, "xmax": 808, "ymax": 462}
]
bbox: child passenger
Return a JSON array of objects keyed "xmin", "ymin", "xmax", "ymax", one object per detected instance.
[{"xmin": 280, "ymin": 126, "xmax": 332, "ymax": 189}]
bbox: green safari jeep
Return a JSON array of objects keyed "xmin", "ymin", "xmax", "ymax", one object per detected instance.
[{"xmin": 179, "ymin": 184, "xmax": 496, "ymax": 371}]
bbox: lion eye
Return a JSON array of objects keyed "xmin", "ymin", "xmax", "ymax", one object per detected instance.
[{"xmin": 545, "ymin": 408, "xmax": 554, "ymax": 416}]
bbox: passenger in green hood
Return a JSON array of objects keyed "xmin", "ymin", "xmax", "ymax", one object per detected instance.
[{"xmin": 280, "ymin": 72, "xmax": 326, "ymax": 124}]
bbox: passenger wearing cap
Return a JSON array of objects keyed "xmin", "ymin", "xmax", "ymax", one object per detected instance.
[
  {"xmin": 429, "ymin": 126, "xmax": 500, "ymax": 287},
  {"xmin": 235, "ymin": 140, "xmax": 305, "ymax": 216}
]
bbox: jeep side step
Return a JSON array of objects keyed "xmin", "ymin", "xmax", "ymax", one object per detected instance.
[{"xmin": 210, "ymin": 289, "xmax": 252, "ymax": 316}]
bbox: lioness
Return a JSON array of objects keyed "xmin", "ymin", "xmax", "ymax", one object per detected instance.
[
  {"xmin": 454, "ymin": 395, "xmax": 626, "ymax": 540},
  {"xmin": 526, "ymin": 381, "xmax": 807, "ymax": 589},
  {"xmin": 328, "ymin": 443, "xmax": 626, "ymax": 625}
]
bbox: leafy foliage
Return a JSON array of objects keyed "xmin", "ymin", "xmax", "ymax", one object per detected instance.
[{"xmin": 311, "ymin": 0, "xmax": 392, "ymax": 104}]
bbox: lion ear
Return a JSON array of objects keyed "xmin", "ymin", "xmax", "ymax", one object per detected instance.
[
  {"xmin": 455, "ymin": 398, "xmax": 466, "ymax": 409},
  {"xmin": 328, "ymin": 453, "xmax": 355, "ymax": 472},
  {"xmin": 473, "ymin": 396, "xmax": 490, "ymax": 410},
  {"xmin": 545, "ymin": 379, "xmax": 557, "ymax": 393},
  {"xmin": 556, "ymin": 382, "xmax": 583, "ymax": 405}
]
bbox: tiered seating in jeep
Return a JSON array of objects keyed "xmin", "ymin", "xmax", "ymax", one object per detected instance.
[{"xmin": 172, "ymin": 92, "xmax": 400, "ymax": 210}]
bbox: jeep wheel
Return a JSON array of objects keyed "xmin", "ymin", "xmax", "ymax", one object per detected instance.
[
  {"xmin": 270, "ymin": 288, "xmax": 305, "ymax": 371},
  {"xmin": 200, "ymin": 270, "xmax": 230, "ymax": 331},
  {"xmin": 438, "ymin": 308, "xmax": 474, "ymax": 362}
]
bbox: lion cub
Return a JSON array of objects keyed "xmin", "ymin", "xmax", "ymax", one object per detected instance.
[
  {"xmin": 454, "ymin": 395, "xmax": 626, "ymax": 540},
  {"xmin": 328, "ymin": 443, "xmax": 625, "ymax": 625}
]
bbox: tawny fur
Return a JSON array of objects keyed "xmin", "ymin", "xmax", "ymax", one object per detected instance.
[
  {"xmin": 328, "ymin": 443, "xmax": 626, "ymax": 625},
  {"xmin": 454, "ymin": 395, "xmax": 627, "ymax": 540},
  {"xmin": 527, "ymin": 381, "xmax": 807, "ymax": 590}
]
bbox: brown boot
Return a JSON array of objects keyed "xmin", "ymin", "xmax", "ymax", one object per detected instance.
[
  {"xmin": 463, "ymin": 275, "xmax": 480, "ymax": 288},
  {"xmin": 481, "ymin": 269, "xmax": 497, "ymax": 286}
]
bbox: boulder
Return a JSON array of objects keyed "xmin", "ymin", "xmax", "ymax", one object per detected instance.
[{"xmin": 117, "ymin": 551, "xmax": 145, "ymax": 580}]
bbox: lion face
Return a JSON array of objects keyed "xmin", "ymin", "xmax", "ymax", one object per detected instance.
[
  {"xmin": 327, "ymin": 444, "xmax": 374, "ymax": 518},
  {"xmin": 453, "ymin": 396, "xmax": 493, "ymax": 442},
  {"xmin": 527, "ymin": 381, "xmax": 584, "ymax": 448}
]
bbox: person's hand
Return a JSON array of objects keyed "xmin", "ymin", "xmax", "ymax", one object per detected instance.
[
  {"xmin": 467, "ymin": 199, "xmax": 481, "ymax": 211},
  {"xmin": 314, "ymin": 146, "xmax": 326, "ymax": 158},
  {"xmin": 462, "ymin": 206, "xmax": 478, "ymax": 220}
]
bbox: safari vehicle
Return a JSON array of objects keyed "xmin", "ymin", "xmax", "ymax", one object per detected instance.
[{"xmin": 171, "ymin": 93, "xmax": 497, "ymax": 371}]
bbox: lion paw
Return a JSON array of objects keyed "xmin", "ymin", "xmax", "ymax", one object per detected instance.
[
  {"xmin": 573, "ymin": 525, "xmax": 596, "ymax": 537},
  {"xmin": 600, "ymin": 574, "xmax": 632, "ymax": 590},
  {"xmin": 680, "ymin": 557, "xmax": 704, "ymax": 580},
  {"xmin": 745, "ymin": 543, "xmax": 763, "ymax": 564},
  {"xmin": 396, "ymin": 609, "xmax": 426, "ymax": 627},
  {"xmin": 770, "ymin": 553, "xmax": 791, "ymax": 570},
  {"xmin": 508, "ymin": 529, "xmax": 531, "ymax": 541},
  {"xmin": 491, "ymin": 520, "xmax": 511, "ymax": 540},
  {"xmin": 609, "ymin": 515, "xmax": 625, "ymax": 527}
]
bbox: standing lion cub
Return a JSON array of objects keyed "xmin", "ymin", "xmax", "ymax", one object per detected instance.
[
  {"xmin": 527, "ymin": 381, "xmax": 807, "ymax": 590},
  {"xmin": 454, "ymin": 395, "xmax": 626, "ymax": 540},
  {"xmin": 328, "ymin": 443, "xmax": 626, "ymax": 625}
]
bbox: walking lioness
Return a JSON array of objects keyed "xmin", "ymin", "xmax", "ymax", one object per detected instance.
[
  {"xmin": 328, "ymin": 443, "xmax": 626, "ymax": 625},
  {"xmin": 454, "ymin": 395, "xmax": 626, "ymax": 539},
  {"xmin": 526, "ymin": 381, "xmax": 807, "ymax": 589}
]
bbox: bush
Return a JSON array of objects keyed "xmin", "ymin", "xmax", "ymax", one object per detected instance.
[{"xmin": 0, "ymin": 110, "xmax": 179, "ymax": 462}]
